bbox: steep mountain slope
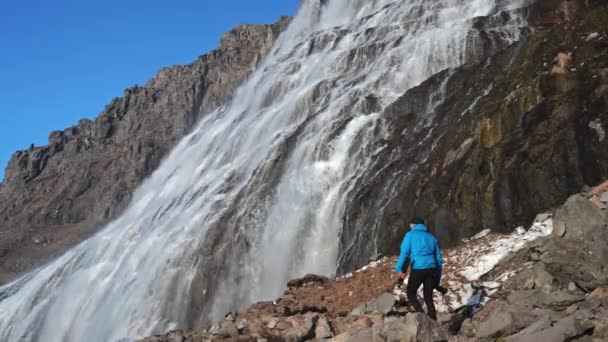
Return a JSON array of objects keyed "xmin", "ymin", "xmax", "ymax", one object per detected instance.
[
  {"xmin": 339, "ymin": 0, "xmax": 608, "ymax": 271},
  {"xmin": 0, "ymin": 0, "xmax": 606, "ymax": 341},
  {"xmin": 0, "ymin": 17, "xmax": 289, "ymax": 284}
]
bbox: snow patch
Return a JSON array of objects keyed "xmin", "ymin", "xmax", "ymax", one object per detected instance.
[{"xmin": 460, "ymin": 220, "xmax": 552, "ymax": 282}]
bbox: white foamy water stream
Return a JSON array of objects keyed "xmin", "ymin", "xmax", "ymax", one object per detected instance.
[{"xmin": 0, "ymin": 0, "xmax": 528, "ymax": 340}]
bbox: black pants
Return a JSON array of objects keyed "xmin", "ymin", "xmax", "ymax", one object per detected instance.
[{"xmin": 407, "ymin": 268, "xmax": 438, "ymax": 320}]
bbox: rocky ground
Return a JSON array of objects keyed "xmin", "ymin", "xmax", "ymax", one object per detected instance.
[{"xmin": 143, "ymin": 185, "xmax": 608, "ymax": 341}]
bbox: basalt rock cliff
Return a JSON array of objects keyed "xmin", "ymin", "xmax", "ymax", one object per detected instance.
[{"xmin": 339, "ymin": 0, "xmax": 608, "ymax": 271}]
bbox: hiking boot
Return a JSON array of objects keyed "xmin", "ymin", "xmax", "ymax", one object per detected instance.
[{"xmin": 436, "ymin": 285, "xmax": 448, "ymax": 295}]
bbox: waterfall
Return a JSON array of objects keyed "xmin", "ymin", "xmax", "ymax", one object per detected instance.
[{"xmin": 0, "ymin": 0, "xmax": 528, "ymax": 341}]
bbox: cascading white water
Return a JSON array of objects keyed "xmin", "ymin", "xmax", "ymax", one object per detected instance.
[{"xmin": 0, "ymin": 0, "xmax": 528, "ymax": 341}]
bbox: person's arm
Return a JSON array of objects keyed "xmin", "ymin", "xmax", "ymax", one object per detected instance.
[
  {"xmin": 395, "ymin": 233, "xmax": 411, "ymax": 273},
  {"xmin": 435, "ymin": 240, "xmax": 444, "ymax": 280}
]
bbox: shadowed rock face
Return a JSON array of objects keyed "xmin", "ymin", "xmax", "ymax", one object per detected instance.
[
  {"xmin": 339, "ymin": 0, "xmax": 608, "ymax": 271},
  {"xmin": 0, "ymin": 17, "xmax": 290, "ymax": 284}
]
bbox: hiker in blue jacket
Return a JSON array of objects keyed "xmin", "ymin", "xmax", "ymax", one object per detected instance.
[{"xmin": 395, "ymin": 217, "xmax": 444, "ymax": 320}]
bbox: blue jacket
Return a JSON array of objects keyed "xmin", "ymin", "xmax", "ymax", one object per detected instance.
[{"xmin": 395, "ymin": 224, "xmax": 443, "ymax": 274}]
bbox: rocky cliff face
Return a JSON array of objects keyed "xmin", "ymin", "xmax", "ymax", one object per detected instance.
[
  {"xmin": 0, "ymin": 17, "xmax": 290, "ymax": 284},
  {"xmin": 339, "ymin": 0, "xmax": 608, "ymax": 271}
]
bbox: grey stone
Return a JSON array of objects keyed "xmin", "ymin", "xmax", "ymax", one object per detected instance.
[
  {"xmin": 330, "ymin": 327, "xmax": 382, "ymax": 342},
  {"xmin": 236, "ymin": 319, "xmax": 248, "ymax": 331},
  {"xmin": 350, "ymin": 303, "xmax": 367, "ymax": 316},
  {"xmin": 267, "ymin": 318, "xmax": 279, "ymax": 329},
  {"xmin": 505, "ymin": 315, "xmax": 552, "ymax": 341},
  {"xmin": 506, "ymin": 315, "xmax": 594, "ymax": 342},
  {"xmin": 476, "ymin": 309, "xmax": 515, "ymax": 338},
  {"xmin": 567, "ymin": 304, "xmax": 579, "ymax": 315},
  {"xmin": 601, "ymin": 191, "xmax": 608, "ymax": 203},
  {"xmin": 379, "ymin": 313, "xmax": 447, "ymax": 342},
  {"xmin": 283, "ymin": 314, "xmax": 318, "ymax": 342},
  {"xmin": 553, "ymin": 220, "xmax": 567, "ymax": 237},
  {"xmin": 369, "ymin": 253, "xmax": 384, "ymax": 262},
  {"xmin": 533, "ymin": 264, "xmax": 555, "ymax": 289},
  {"xmin": 542, "ymin": 195, "xmax": 608, "ymax": 290},
  {"xmin": 459, "ymin": 318, "xmax": 476, "ymax": 337},
  {"xmin": 209, "ymin": 320, "xmax": 238, "ymax": 337},
  {"xmin": 314, "ymin": 316, "xmax": 333, "ymax": 339},
  {"xmin": 476, "ymin": 304, "xmax": 537, "ymax": 338},
  {"xmin": 594, "ymin": 323, "xmax": 608, "ymax": 339},
  {"xmin": 367, "ymin": 293, "xmax": 396, "ymax": 314},
  {"xmin": 534, "ymin": 213, "xmax": 552, "ymax": 222},
  {"xmin": 537, "ymin": 290, "xmax": 585, "ymax": 309}
]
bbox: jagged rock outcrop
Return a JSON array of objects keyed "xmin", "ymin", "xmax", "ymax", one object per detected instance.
[
  {"xmin": 459, "ymin": 193, "xmax": 607, "ymax": 341},
  {"xmin": 340, "ymin": 0, "xmax": 608, "ymax": 271},
  {"xmin": 0, "ymin": 17, "xmax": 290, "ymax": 284}
]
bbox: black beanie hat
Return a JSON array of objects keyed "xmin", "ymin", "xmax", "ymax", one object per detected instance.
[{"xmin": 410, "ymin": 216, "xmax": 425, "ymax": 225}]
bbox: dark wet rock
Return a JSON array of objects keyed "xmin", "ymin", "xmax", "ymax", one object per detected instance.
[
  {"xmin": 0, "ymin": 17, "xmax": 291, "ymax": 284},
  {"xmin": 338, "ymin": 1, "xmax": 608, "ymax": 272},
  {"xmin": 287, "ymin": 274, "xmax": 330, "ymax": 288}
]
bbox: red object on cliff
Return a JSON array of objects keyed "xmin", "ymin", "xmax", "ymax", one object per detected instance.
[{"xmin": 535, "ymin": 18, "xmax": 562, "ymax": 26}]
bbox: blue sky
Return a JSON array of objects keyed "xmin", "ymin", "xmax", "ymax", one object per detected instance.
[{"xmin": 0, "ymin": 0, "xmax": 299, "ymax": 181}]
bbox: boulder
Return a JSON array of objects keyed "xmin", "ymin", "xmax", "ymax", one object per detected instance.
[
  {"xmin": 367, "ymin": 293, "xmax": 397, "ymax": 314},
  {"xmin": 588, "ymin": 287, "xmax": 608, "ymax": 301},
  {"xmin": 314, "ymin": 316, "xmax": 333, "ymax": 339},
  {"xmin": 542, "ymin": 195, "xmax": 608, "ymax": 290},
  {"xmin": 476, "ymin": 309, "xmax": 515, "ymax": 338},
  {"xmin": 533, "ymin": 264, "xmax": 556, "ymax": 290},
  {"xmin": 505, "ymin": 315, "xmax": 594, "ymax": 342},
  {"xmin": 551, "ymin": 195, "xmax": 606, "ymax": 240},
  {"xmin": 350, "ymin": 303, "xmax": 367, "ymax": 316},
  {"xmin": 208, "ymin": 320, "xmax": 238, "ymax": 337},
  {"xmin": 458, "ymin": 318, "xmax": 476, "ymax": 337},
  {"xmin": 505, "ymin": 315, "xmax": 552, "ymax": 341},
  {"xmin": 282, "ymin": 313, "xmax": 318, "ymax": 342},
  {"xmin": 330, "ymin": 327, "xmax": 382, "ymax": 342},
  {"xmin": 476, "ymin": 304, "xmax": 537, "ymax": 338},
  {"xmin": 379, "ymin": 313, "xmax": 447, "ymax": 342},
  {"xmin": 536, "ymin": 290, "xmax": 585, "ymax": 310}
]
